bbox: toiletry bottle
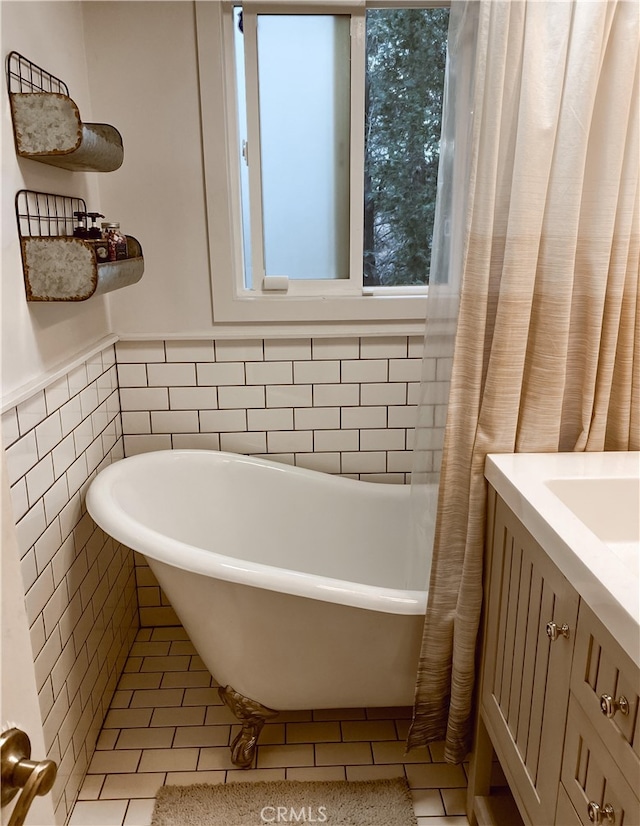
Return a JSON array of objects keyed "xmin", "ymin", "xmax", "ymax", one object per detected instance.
[
  {"xmin": 73, "ymin": 211, "xmax": 88, "ymax": 238},
  {"xmin": 87, "ymin": 213, "xmax": 105, "ymax": 239},
  {"xmin": 87, "ymin": 213, "xmax": 109, "ymax": 261},
  {"xmin": 102, "ymin": 222, "xmax": 128, "ymax": 261}
]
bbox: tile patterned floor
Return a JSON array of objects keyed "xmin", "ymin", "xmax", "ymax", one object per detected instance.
[{"xmin": 69, "ymin": 627, "xmax": 470, "ymax": 825}]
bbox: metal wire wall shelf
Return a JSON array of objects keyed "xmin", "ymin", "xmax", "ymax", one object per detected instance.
[
  {"xmin": 7, "ymin": 51, "xmax": 123, "ymax": 172},
  {"xmin": 16, "ymin": 190, "xmax": 144, "ymax": 301}
]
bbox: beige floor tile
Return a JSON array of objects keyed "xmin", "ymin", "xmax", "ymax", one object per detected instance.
[
  {"xmin": 315, "ymin": 742, "xmax": 372, "ymax": 766},
  {"xmin": 123, "ymin": 798, "xmax": 155, "ymax": 826},
  {"xmin": 204, "ymin": 704, "xmax": 239, "ymax": 725},
  {"xmin": 118, "ymin": 673, "xmax": 163, "ymax": 690},
  {"xmin": 269, "ymin": 709, "xmax": 313, "ymax": 723},
  {"xmin": 130, "ymin": 641, "xmax": 171, "ymax": 658},
  {"xmin": 346, "ymin": 763, "xmax": 406, "ymax": 781},
  {"xmin": 287, "ymin": 766, "xmax": 346, "ymax": 781},
  {"xmin": 429, "ymin": 741, "xmax": 447, "ymax": 762},
  {"xmin": 136, "ymin": 629, "xmax": 153, "ymax": 642},
  {"xmin": 124, "ymin": 657, "xmax": 143, "ymax": 673},
  {"xmin": 173, "ymin": 725, "xmax": 230, "ymax": 747},
  {"xmin": 77, "ymin": 774, "xmax": 105, "ymax": 800},
  {"xmin": 286, "ymin": 721, "xmax": 341, "ymax": 743},
  {"xmin": 96, "ymin": 729, "xmax": 119, "ymax": 750},
  {"xmin": 198, "ymin": 746, "xmax": 236, "ymax": 771},
  {"xmin": 138, "ymin": 747, "xmax": 199, "ymax": 772},
  {"xmin": 140, "ymin": 655, "xmax": 191, "ymax": 673},
  {"xmin": 111, "ymin": 690, "xmax": 134, "ymax": 708},
  {"xmin": 103, "ymin": 708, "xmax": 152, "ymax": 729},
  {"xmin": 88, "ymin": 749, "xmax": 141, "ymax": 774},
  {"xmin": 150, "ymin": 706, "xmax": 205, "ymax": 727},
  {"xmin": 412, "ymin": 788, "xmax": 446, "ymax": 817},
  {"xmin": 141, "ymin": 605, "xmax": 180, "ymax": 626},
  {"xmin": 160, "ymin": 670, "xmax": 212, "ymax": 689},
  {"xmin": 169, "ymin": 640, "xmax": 198, "ymax": 655},
  {"xmin": 373, "ymin": 740, "xmax": 430, "ymax": 764},
  {"xmin": 263, "ymin": 724, "xmax": 287, "ymax": 745},
  {"xmin": 416, "ymin": 817, "xmax": 469, "ymax": 825},
  {"xmin": 116, "ymin": 727, "xmax": 175, "ymax": 750},
  {"xmin": 442, "ymin": 787, "xmax": 468, "ymax": 816},
  {"xmin": 257, "ymin": 743, "xmax": 315, "ymax": 769},
  {"xmin": 150, "ymin": 626, "xmax": 190, "ymax": 642},
  {"xmin": 100, "ymin": 772, "xmax": 165, "ymax": 800},
  {"xmin": 183, "ymin": 686, "xmax": 221, "ymax": 706},
  {"xmin": 68, "ymin": 799, "xmax": 128, "ymax": 825},
  {"xmin": 164, "ymin": 770, "xmax": 226, "ymax": 785},
  {"xmin": 405, "ymin": 762, "xmax": 467, "ymax": 789},
  {"xmin": 225, "ymin": 768, "xmax": 287, "ymax": 782},
  {"xmin": 130, "ymin": 688, "xmax": 185, "ymax": 708},
  {"xmin": 341, "ymin": 719, "xmax": 397, "ymax": 741}
]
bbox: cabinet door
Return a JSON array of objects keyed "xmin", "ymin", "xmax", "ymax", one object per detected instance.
[
  {"xmin": 571, "ymin": 601, "xmax": 640, "ymax": 786},
  {"xmin": 562, "ymin": 697, "xmax": 640, "ymax": 826},
  {"xmin": 481, "ymin": 495, "xmax": 579, "ymax": 826}
]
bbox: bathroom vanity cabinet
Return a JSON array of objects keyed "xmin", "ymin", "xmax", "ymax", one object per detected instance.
[{"xmin": 468, "ymin": 474, "xmax": 640, "ymax": 826}]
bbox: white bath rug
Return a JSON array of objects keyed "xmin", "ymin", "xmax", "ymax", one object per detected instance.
[{"xmin": 150, "ymin": 778, "xmax": 417, "ymax": 826}]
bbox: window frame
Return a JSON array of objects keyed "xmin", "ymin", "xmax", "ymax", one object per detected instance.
[{"xmin": 196, "ymin": 0, "xmax": 449, "ymax": 326}]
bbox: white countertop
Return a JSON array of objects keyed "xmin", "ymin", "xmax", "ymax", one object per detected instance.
[{"xmin": 485, "ymin": 452, "xmax": 640, "ymax": 667}]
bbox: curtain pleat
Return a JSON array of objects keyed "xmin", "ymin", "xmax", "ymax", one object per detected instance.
[{"xmin": 408, "ymin": 0, "xmax": 639, "ymax": 763}]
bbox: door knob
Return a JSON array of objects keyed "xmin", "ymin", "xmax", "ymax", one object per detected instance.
[{"xmin": 1, "ymin": 728, "xmax": 57, "ymax": 826}]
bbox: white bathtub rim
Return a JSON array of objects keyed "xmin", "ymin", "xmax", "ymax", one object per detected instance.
[{"xmin": 86, "ymin": 451, "xmax": 428, "ymax": 616}]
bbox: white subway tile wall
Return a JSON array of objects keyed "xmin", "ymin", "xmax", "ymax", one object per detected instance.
[
  {"xmin": 3, "ymin": 345, "xmax": 138, "ymax": 825},
  {"xmin": 116, "ymin": 336, "xmax": 448, "ymax": 482}
]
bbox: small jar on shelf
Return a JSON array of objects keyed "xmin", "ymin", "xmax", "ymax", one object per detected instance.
[{"xmin": 101, "ymin": 222, "xmax": 128, "ymax": 261}]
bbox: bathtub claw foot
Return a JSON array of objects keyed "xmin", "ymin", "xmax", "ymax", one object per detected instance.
[{"xmin": 219, "ymin": 685, "xmax": 279, "ymax": 769}]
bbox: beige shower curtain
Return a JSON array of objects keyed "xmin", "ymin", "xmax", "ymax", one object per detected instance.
[{"xmin": 408, "ymin": 0, "xmax": 639, "ymax": 763}]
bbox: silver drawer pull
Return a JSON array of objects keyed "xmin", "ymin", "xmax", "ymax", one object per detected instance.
[
  {"xmin": 546, "ymin": 621, "xmax": 570, "ymax": 641},
  {"xmin": 587, "ymin": 802, "xmax": 615, "ymax": 823},
  {"xmin": 599, "ymin": 693, "xmax": 629, "ymax": 718}
]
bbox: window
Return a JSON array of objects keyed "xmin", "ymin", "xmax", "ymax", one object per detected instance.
[{"xmin": 196, "ymin": 1, "xmax": 449, "ymax": 325}]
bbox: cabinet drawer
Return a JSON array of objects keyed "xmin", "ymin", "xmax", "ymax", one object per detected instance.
[
  {"xmin": 562, "ymin": 697, "xmax": 640, "ymax": 826},
  {"xmin": 571, "ymin": 601, "xmax": 640, "ymax": 782}
]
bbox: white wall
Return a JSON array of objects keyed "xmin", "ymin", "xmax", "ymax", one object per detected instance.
[
  {"xmin": 1, "ymin": 2, "xmax": 111, "ymax": 399},
  {"xmin": 82, "ymin": 1, "xmax": 215, "ymax": 336}
]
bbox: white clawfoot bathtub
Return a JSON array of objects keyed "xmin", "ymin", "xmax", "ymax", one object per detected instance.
[{"xmin": 86, "ymin": 450, "xmax": 429, "ymax": 719}]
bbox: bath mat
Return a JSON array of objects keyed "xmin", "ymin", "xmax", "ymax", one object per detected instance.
[{"xmin": 151, "ymin": 778, "xmax": 417, "ymax": 826}]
